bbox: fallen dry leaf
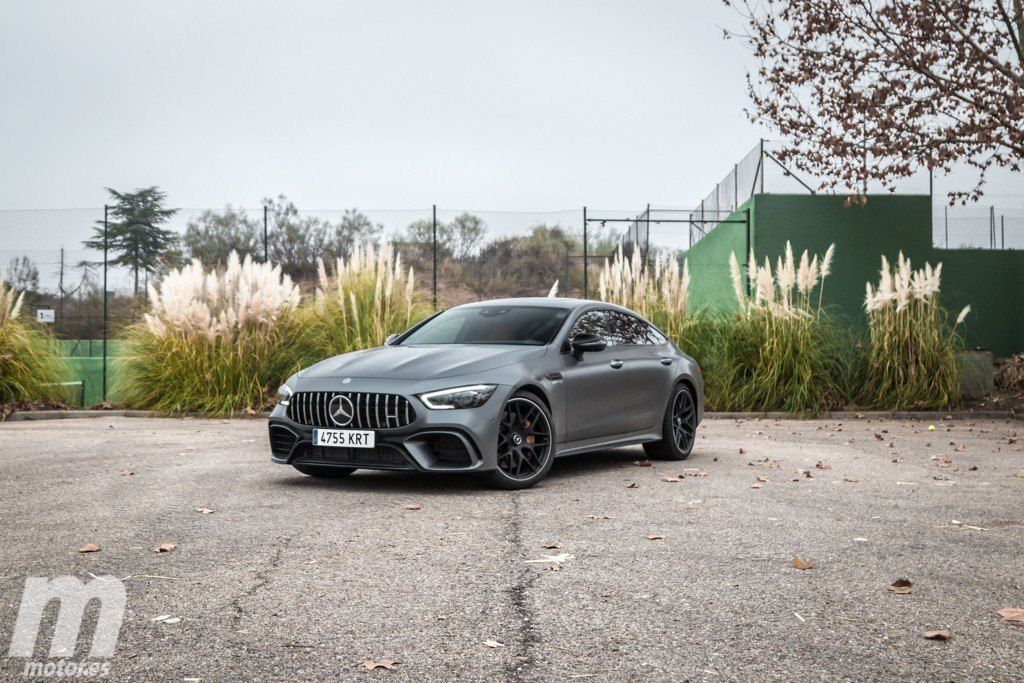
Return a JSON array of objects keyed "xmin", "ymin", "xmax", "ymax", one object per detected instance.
[
  {"xmin": 683, "ymin": 468, "xmax": 708, "ymax": 477},
  {"xmin": 815, "ymin": 461, "xmax": 830, "ymax": 470},
  {"xmin": 362, "ymin": 659, "xmax": 399, "ymax": 671},
  {"xmin": 997, "ymin": 607, "xmax": 1024, "ymax": 625},
  {"xmin": 888, "ymin": 578, "xmax": 914, "ymax": 594},
  {"xmin": 524, "ymin": 552, "xmax": 572, "ymax": 565},
  {"xmin": 194, "ymin": 507, "xmax": 216, "ymax": 515},
  {"xmin": 796, "ymin": 469, "xmax": 814, "ymax": 479},
  {"xmin": 1015, "ymin": 470, "xmax": 1024, "ymax": 479},
  {"xmin": 539, "ymin": 542, "xmax": 562, "ymax": 550},
  {"xmin": 586, "ymin": 514, "xmax": 610, "ymax": 520},
  {"xmin": 120, "ymin": 469, "xmax": 134, "ymax": 477},
  {"xmin": 483, "ymin": 639, "xmax": 505, "ymax": 648},
  {"xmin": 633, "ymin": 460, "xmax": 653, "ymax": 467},
  {"xmin": 660, "ymin": 475, "xmax": 682, "ymax": 483},
  {"xmin": 77, "ymin": 543, "xmax": 100, "ymax": 553},
  {"xmin": 403, "ymin": 504, "xmax": 421, "ymax": 510},
  {"xmin": 923, "ymin": 630, "xmax": 951, "ymax": 641},
  {"xmin": 625, "ymin": 483, "xmax": 639, "ymax": 489},
  {"xmin": 791, "ymin": 555, "xmax": 815, "ymax": 571},
  {"xmin": 756, "ymin": 475, "xmax": 769, "ymax": 483},
  {"xmin": 749, "ymin": 483, "xmax": 762, "ymax": 489},
  {"xmin": 738, "ymin": 448, "xmax": 745, "ymax": 454},
  {"xmin": 151, "ymin": 542, "xmax": 176, "ymax": 553},
  {"xmin": 644, "ymin": 533, "xmax": 665, "ymax": 541}
]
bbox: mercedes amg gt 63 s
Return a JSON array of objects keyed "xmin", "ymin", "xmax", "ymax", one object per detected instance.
[{"xmin": 268, "ymin": 298, "xmax": 703, "ymax": 489}]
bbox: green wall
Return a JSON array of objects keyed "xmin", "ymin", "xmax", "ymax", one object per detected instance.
[
  {"xmin": 685, "ymin": 199, "xmax": 751, "ymax": 314},
  {"xmin": 748, "ymin": 194, "xmax": 1024, "ymax": 357}
]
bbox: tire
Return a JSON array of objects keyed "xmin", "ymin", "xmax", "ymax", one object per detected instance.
[
  {"xmin": 643, "ymin": 383, "xmax": 697, "ymax": 460},
  {"xmin": 481, "ymin": 391, "xmax": 556, "ymax": 490},
  {"xmin": 292, "ymin": 464, "xmax": 357, "ymax": 478}
]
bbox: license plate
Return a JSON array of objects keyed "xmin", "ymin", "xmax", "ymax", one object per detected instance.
[{"xmin": 312, "ymin": 428, "xmax": 376, "ymax": 449}]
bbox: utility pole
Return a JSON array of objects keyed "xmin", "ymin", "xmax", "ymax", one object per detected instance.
[{"xmin": 263, "ymin": 204, "xmax": 269, "ymax": 262}]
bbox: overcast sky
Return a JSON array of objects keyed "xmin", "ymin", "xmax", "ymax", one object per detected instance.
[{"xmin": 0, "ymin": 0, "xmax": 767, "ymax": 212}]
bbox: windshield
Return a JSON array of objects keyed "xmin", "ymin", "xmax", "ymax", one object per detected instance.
[{"xmin": 399, "ymin": 306, "xmax": 569, "ymax": 346}]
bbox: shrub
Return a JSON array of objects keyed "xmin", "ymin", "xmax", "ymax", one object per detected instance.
[
  {"xmin": 685, "ymin": 242, "xmax": 850, "ymax": 413},
  {"xmin": 0, "ymin": 281, "xmax": 64, "ymax": 405},
  {"xmin": 297, "ymin": 244, "xmax": 431, "ymax": 360},
  {"xmin": 857, "ymin": 253, "xmax": 969, "ymax": 409},
  {"xmin": 120, "ymin": 252, "xmax": 303, "ymax": 414},
  {"xmin": 598, "ymin": 245, "xmax": 690, "ymax": 339}
]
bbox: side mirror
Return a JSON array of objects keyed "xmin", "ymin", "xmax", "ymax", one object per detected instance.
[
  {"xmin": 569, "ymin": 332, "xmax": 606, "ymax": 359},
  {"xmin": 384, "ymin": 333, "xmax": 400, "ymax": 346}
]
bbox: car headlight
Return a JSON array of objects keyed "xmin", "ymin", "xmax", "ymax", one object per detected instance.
[
  {"xmin": 418, "ymin": 384, "xmax": 497, "ymax": 409},
  {"xmin": 276, "ymin": 384, "xmax": 293, "ymax": 406}
]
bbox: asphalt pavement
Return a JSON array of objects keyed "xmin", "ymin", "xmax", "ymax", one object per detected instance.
[{"xmin": 1, "ymin": 416, "xmax": 1022, "ymax": 681}]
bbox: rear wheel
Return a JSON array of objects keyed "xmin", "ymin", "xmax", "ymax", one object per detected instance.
[
  {"xmin": 643, "ymin": 384, "xmax": 697, "ymax": 460},
  {"xmin": 292, "ymin": 464, "xmax": 356, "ymax": 478},
  {"xmin": 481, "ymin": 392, "xmax": 555, "ymax": 490}
]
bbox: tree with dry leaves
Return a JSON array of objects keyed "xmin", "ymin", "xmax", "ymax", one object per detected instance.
[{"xmin": 726, "ymin": 0, "xmax": 1024, "ymax": 201}]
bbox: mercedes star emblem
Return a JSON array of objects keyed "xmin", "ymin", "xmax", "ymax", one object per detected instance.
[{"xmin": 328, "ymin": 395, "xmax": 355, "ymax": 427}]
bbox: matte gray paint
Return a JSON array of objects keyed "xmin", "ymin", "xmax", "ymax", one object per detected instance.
[{"xmin": 268, "ymin": 298, "xmax": 703, "ymax": 472}]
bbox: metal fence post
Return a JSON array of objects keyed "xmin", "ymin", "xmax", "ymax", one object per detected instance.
[
  {"xmin": 944, "ymin": 205, "xmax": 949, "ymax": 248},
  {"xmin": 1001, "ymin": 215, "xmax": 1005, "ymax": 249},
  {"xmin": 990, "ymin": 206, "xmax": 996, "ymax": 248},
  {"xmin": 744, "ymin": 208, "xmax": 752, "ymax": 296},
  {"xmin": 102, "ymin": 205, "xmax": 109, "ymax": 404},
  {"xmin": 57, "ymin": 247, "xmax": 65, "ymax": 332},
  {"xmin": 582, "ymin": 206, "xmax": 588, "ymax": 299},
  {"xmin": 759, "ymin": 139, "xmax": 765, "ymax": 194},
  {"xmin": 645, "ymin": 203, "xmax": 650, "ymax": 263},
  {"xmin": 263, "ymin": 204, "xmax": 269, "ymax": 262},
  {"xmin": 432, "ymin": 204, "xmax": 438, "ymax": 309}
]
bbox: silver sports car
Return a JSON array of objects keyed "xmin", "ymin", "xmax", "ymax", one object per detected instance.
[{"xmin": 268, "ymin": 297, "xmax": 703, "ymax": 489}]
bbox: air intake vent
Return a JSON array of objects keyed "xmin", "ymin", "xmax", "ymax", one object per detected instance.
[
  {"xmin": 423, "ymin": 433, "xmax": 473, "ymax": 467},
  {"xmin": 269, "ymin": 425, "xmax": 298, "ymax": 457},
  {"xmin": 287, "ymin": 392, "xmax": 415, "ymax": 429}
]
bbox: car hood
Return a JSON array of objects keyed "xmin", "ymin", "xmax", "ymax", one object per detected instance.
[{"xmin": 299, "ymin": 344, "xmax": 548, "ymax": 381}]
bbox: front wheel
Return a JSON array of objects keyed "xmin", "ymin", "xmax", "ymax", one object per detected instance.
[
  {"xmin": 643, "ymin": 384, "xmax": 697, "ymax": 460},
  {"xmin": 480, "ymin": 392, "xmax": 555, "ymax": 490},
  {"xmin": 292, "ymin": 464, "xmax": 356, "ymax": 478}
]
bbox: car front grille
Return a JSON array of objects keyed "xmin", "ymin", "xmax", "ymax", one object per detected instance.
[{"xmin": 287, "ymin": 391, "xmax": 415, "ymax": 429}]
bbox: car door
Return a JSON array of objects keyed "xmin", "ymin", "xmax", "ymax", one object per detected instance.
[
  {"xmin": 611, "ymin": 313, "xmax": 676, "ymax": 432},
  {"xmin": 560, "ymin": 309, "xmax": 630, "ymax": 441}
]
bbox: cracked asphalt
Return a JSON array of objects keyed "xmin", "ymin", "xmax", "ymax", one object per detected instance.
[{"xmin": 1, "ymin": 416, "xmax": 1023, "ymax": 681}]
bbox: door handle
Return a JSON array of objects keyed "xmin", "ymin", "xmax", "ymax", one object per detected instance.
[
  {"xmin": 609, "ymin": 360, "xmax": 624, "ymax": 369},
  {"xmin": 660, "ymin": 357, "xmax": 673, "ymax": 366}
]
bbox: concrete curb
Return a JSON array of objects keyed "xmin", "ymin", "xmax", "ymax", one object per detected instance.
[
  {"xmin": 2, "ymin": 409, "xmax": 1017, "ymax": 423},
  {"xmin": 705, "ymin": 410, "xmax": 1018, "ymax": 420},
  {"xmin": 1, "ymin": 410, "xmax": 272, "ymax": 422}
]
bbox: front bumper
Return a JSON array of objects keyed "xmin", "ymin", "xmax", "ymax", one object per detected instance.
[{"xmin": 268, "ymin": 383, "xmax": 512, "ymax": 473}]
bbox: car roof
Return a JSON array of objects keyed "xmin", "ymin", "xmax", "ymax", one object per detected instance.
[{"xmin": 452, "ymin": 297, "xmax": 628, "ymax": 313}]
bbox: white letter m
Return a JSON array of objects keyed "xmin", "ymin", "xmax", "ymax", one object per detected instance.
[{"xmin": 7, "ymin": 576, "xmax": 126, "ymax": 659}]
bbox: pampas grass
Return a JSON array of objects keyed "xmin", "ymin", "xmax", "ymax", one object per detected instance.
[
  {"xmin": 299, "ymin": 243, "xmax": 429, "ymax": 358},
  {"xmin": 857, "ymin": 252, "xmax": 967, "ymax": 408},
  {"xmin": 689, "ymin": 242, "xmax": 848, "ymax": 413},
  {"xmin": 598, "ymin": 245, "xmax": 690, "ymax": 339},
  {"xmin": 0, "ymin": 280, "xmax": 65, "ymax": 404},
  {"xmin": 121, "ymin": 252, "xmax": 304, "ymax": 414}
]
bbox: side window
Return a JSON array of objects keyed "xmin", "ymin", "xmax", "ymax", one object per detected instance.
[
  {"xmin": 644, "ymin": 322, "xmax": 668, "ymax": 345},
  {"xmin": 570, "ymin": 310, "xmax": 620, "ymax": 347},
  {"xmin": 609, "ymin": 312, "xmax": 647, "ymax": 345}
]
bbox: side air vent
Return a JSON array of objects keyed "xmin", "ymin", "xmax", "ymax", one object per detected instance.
[{"xmin": 269, "ymin": 425, "xmax": 298, "ymax": 457}]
